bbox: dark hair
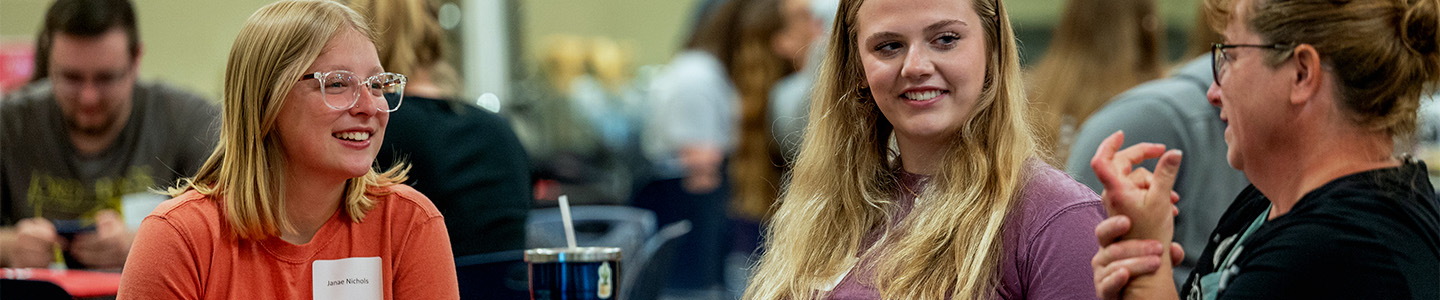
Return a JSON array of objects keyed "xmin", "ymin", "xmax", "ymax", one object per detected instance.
[
  {"xmin": 30, "ymin": 0, "xmax": 140, "ymax": 82},
  {"xmin": 685, "ymin": 0, "xmax": 742, "ymax": 69}
]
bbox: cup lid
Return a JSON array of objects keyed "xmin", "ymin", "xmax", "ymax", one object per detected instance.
[{"xmin": 524, "ymin": 247, "xmax": 622, "ymax": 263}]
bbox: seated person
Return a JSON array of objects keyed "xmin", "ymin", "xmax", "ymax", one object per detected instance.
[
  {"xmin": 0, "ymin": 0, "xmax": 219, "ymax": 269},
  {"xmin": 1090, "ymin": 0, "xmax": 1440, "ymax": 298},
  {"xmin": 117, "ymin": 0, "xmax": 458, "ymax": 298},
  {"xmin": 351, "ymin": 0, "xmax": 533, "ymax": 258}
]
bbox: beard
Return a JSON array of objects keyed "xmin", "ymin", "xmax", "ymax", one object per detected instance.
[{"xmin": 65, "ymin": 110, "xmax": 120, "ymax": 136}]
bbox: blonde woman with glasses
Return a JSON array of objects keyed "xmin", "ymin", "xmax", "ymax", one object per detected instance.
[
  {"xmin": 743, "ymin": 0, "xmax": 1106, "ymax": 298},
  {"xmin": 116, "ymin": 0, "xmax": 458, "ymax": 298}
]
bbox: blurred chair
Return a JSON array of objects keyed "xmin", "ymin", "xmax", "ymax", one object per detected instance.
[
  {"xmin": 527, "ymin": 205, "xmax": 658, "ymax": 299},
  {"xmin": 527, "ymin": 205, "xmax": 657, "ymax": 262},
  {"xmin": 621, "ymin": 220, "xmax": 692, "ymax": 300},
  {"xmin": 455, "ymin": 249, "xmax": 528, "ymax": 300},
  {"xmin": 0, "ymin": 279, "xmax": 72, "ymax": 300}
]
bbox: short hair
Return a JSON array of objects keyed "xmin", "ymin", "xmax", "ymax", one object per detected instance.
[{"xmin": 31, "ymin": 0, "xmax": 141, "ymax": 82}]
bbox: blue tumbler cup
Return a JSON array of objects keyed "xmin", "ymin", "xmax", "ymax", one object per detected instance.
[{"xmin": 525, "ymin": 247, "xmax": 622, "ymax": 300}]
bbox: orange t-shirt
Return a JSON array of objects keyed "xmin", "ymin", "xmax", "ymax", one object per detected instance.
[{"xmin": 116, "ymin": 184, "xmax": 459, "ymax": 299}]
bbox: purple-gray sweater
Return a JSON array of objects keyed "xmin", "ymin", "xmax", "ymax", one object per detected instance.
[{"xmin": 827, "ymin": 160, "xmax": 1104, "ymax": 300}]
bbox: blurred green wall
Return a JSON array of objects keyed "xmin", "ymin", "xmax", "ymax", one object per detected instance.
[
  {"xmin": 1, "ymin": 0, "xmax": 274, "ymax": 100},
  {"xmin": 0, "ymin": 0, "xmax": 1205, "ymax": 99}
]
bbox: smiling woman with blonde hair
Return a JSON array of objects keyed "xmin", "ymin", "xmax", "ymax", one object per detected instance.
[
  {"xmin": 116, "ymin": 0, "xmax": 458, "ymax": 298},
  {"xmin": 743, "ymin": 0, "xmax": 1105, "ymax": 298}
]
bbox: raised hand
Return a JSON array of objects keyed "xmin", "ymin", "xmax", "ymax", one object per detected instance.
[
  {"xmin": 1089, "ymin": 131, "xmax": 1181, "ymax": 242},
  {"xmin": 1088, "ymin": 131, "xmax": 1184, "ymax": 299}
]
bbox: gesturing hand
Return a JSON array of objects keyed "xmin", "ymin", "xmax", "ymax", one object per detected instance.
[
  {"xmin": 1088, "ymin": 131, "xmax": 1185, "ymax": 299},
  {"xmin": 1089, "ymin": 131, "xmax": 1182, "ymax": 242}
]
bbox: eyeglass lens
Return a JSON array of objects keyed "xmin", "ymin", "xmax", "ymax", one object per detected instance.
[{"xmin": 318, "ymin": 71, "xmax": 404, "ymax": 112}]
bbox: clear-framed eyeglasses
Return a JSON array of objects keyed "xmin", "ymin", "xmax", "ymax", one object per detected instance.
[
  {"xmin": 298, "ymin": 70, "xmax": 406, "ymax": 112},
  {"xmin": 1211, "ymin": 43, "xmax": 1294, "ymax": 87}
]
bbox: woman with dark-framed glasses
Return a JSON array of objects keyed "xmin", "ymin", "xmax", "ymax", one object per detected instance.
[
  {"xmin": 1087, "ymin": 0, "xmax": 1440, "ymax": 298},
  {"xmin": 115, "ymin": 0, "xmax": 459, "ymax": 298}
]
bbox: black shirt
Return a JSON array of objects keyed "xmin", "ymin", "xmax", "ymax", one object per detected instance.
[
  {"xmin": 376, "ymin": 95, "xmax": 532, "ymax": 257},
  {"xmin": 1182, "ymin": 160, "xmax": 1440, "ymax": 299}
]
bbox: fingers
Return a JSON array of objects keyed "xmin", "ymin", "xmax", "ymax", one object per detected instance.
[
  {"xmin": 1090, "ymin": 131, "xmax": 1127, "ymax": 190},
  {"xmin": 1172, "ymin": 191, "xmax": 1182, "ymax": 216},
  {"xmin": 13, "ymin": 218, "xmax": 61, "ymax": 268},
  {"xmin": 1127, "ymin": 168, "xmax": 1153, "ymax": 189},
  {"xmin": 1111, "ymin": 143, "xmax": 1167, "ymax": 171},
  {"xmin": 70, "ymin": 232, "xmax": 128, "ymax": 269},
  {"xmin": 1096, "ymin": 267, "xmax": 1130, "ymax": 300},
  {"xmin": 93, "ymin": 210, "xmax": 123, "ymax": 228},
  {"xmin": 1091, "ymin": 238, "xmax": 1166, "ymax": 300},
  {"xmin": 69, "ymin": 210, "xmax": 134, "ymax": 269},
  {"xmin": 1102, "ymin": 256, "xmax": 1162, "ymax": 287},
  {"xmin": 1093, "ymin": 239, "xmax": 1165, "ymax": 268},
  {"xmin": 1171, "ymin": 242, "xmax": 1186, "ymax": 266},
  {"xmin": 1090, "ymin": 131, "xmax": 1169, "ymax": 193},
  {"xmin": 15, "ymin": 218, "xmax": 59, "ymax": 245},
  {"xmin": 1095, "ymin": 216, "xmax": 1132, "ymax": 246},
  {"xmin": 1144, "ymin": 150, "xmax": 1184, "ymax": 204}
]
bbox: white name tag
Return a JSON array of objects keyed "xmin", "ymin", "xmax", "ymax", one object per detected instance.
[{"xmin": 312, "ymin": 257, "xmax": 382, "ymax": 300}]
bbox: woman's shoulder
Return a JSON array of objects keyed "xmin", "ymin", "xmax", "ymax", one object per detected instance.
[
  {"xmin": 147, "ymin": 190, "xmax": 224, "ymax": 223},
  {"xmin": 1018, "ymin": 159, "xmax": 1102, "ymax": 209},
  {"xmin": 375, "ymin": 184, "xmax": 445, "ymax": 220},
  {"xmin": 1007, "ymin": 159, "xmax": 1105, "ymax": 236}
]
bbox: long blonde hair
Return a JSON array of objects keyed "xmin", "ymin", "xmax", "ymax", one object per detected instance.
[
  {"xmin": 744, "ymin": 0, "xmax": 1037, "ymax": 297},
  {"xmin": 1029, "ymin": 0, "xmax": 1164, "ymax": 163},
  {"xmin": 167, "ymin": 0, "xmax": 407, "ymax": 240}
]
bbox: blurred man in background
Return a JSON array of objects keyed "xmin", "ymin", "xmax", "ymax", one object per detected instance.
[{"xmin": 0, "ymin": 0, "xmax": 218, "ymax": 269}]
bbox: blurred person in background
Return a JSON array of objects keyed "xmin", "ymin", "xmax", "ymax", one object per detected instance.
[
  {"xmin": 350, "ymin": 0, "xmax": 533, "ymax": 258},
  {"xmin": 743, "ymin": 0, "xmax": 1105, "ymax": 298},
  {"xmin": 508, "ymin": 35, "xmax": 620, "ymax": 205},
  {"xmin": 566, "ymin": 37, "xmax": 650, "ymax": 205},
  {"xmin": 728, "ymin": 0, "xmax": 796, "ymax": 248},
  {"xmin": 1064, "ymin": 3, "xmax": 1246, "ymax": 286},
  {"xmin": 1090, "ymin": 0, "xmax": 1440, "ymax": 297},
  {"xmin": 118, "ymin": 0, "xmax": 458, "ymax": 298},
  {"xmin": 770, "ymin": 0, "xmax": 835, "ymax": 159},
  {"xmin": 1028, "ymin": 0, "xmax": 1165, "ymax": 164},
  {"xmin": 633, "ymin": 0, "xmax": 744, "ymax": 294},
  {"xmin": 725, "ymin": 0, "xmax": 803, "ymax": 293},
  {"xmin": 0, "ymin": 0, "xmax": 219, "ymax": 269}
]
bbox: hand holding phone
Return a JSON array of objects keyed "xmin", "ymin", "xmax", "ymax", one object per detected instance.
[{"xmin": 9, "ymin": 218, "xmax": 63, "ymax": 268}]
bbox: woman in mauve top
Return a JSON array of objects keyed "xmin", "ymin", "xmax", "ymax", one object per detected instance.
[{"xmin": 742, "ymin": 0, "xmax": 1105, "ymax": 298}]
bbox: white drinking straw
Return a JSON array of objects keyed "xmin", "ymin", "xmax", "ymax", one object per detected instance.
[{"xmin": 558, "ymin": 195, "xmax": 578, "ymax": 249}]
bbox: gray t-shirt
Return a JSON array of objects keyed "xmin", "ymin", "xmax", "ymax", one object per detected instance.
[
  {"xmin": 1064, "ymin": 57, "xmax": 1250, "ymax": 285},
  {"xmin": 0, "ymin": 80, "xmax": 219, "ymax": 225},
  {"xmin": 643, "ymin": 50, "xmax": 738, "ymax": 179}
]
